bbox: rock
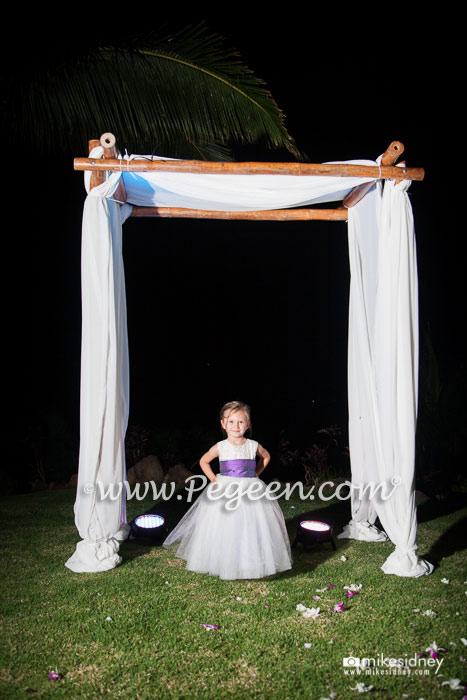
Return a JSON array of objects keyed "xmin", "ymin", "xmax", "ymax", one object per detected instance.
[
  {"xmin": 166, "ymin": 463, "xmax": 194, "ymax": 483},
  {"xmin": 127, "ymin": 456, "xmax": 164, "ymax": 484}
]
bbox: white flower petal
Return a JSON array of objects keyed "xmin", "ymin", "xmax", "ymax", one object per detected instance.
[
  {"xmin": 350, "ymin": 682, "xmax": 373, "ymax": 692},
  {"xmin": 461, "ymin": 638, "xmax": 467, "ymax": 646},
  {"xmin": 441, "ymin": 678, "xmax": 463, "ymax": 690},
  {"xmin": 304, "ymin": 642, "xmax": 312, "ymax": 648},
  {"xmin": 441, "ymin": 577, "xmax": 450, "ymax": 584}
]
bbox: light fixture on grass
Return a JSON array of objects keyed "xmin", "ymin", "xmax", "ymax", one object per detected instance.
[
  {"xmin": 129, "ymin": 513, "xmax": 167, "ymax": 545},
  {"xmin": 292, "ymin": 519, "xmax": 336, "ymax": 551}
]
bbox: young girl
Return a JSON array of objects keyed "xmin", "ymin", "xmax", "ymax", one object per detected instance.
[{"xmin": 163, "ymin": 401, "xmax": 292, "ymax": 580}]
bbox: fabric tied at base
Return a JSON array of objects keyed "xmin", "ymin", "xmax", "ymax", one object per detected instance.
[
  {"xmin": 338, "ymin": 519, "xmax": 389, "ymax": 542},
  {"xmin": 381, "ymin": 544, "xmax": 434, "ymax": 578},
  {"xmin": 65, "ymin": 537, "xmax": 122, "ymax": 573},
  {"xmin": 219, "ymin": 459, "xmax": 256, "ymax": 478}
]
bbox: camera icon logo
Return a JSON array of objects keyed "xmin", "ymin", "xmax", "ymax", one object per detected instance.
[{"xmin": 343, "ymin": 657, "xmax": 360, "ymax": 667}]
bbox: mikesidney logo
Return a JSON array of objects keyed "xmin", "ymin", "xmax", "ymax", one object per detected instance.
[{"xmin": 342, "ymin": 654, "xmax": 444, "ymax": 676}]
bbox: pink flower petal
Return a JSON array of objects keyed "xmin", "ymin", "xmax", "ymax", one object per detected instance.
[
  {"xmin": 330, "ymin": 602, "xmax": 345, "ymax": 613},
  {"xmin": 265, "ymin": 603, "xmax": 270, "ymax": 608},
  {"xmin": 328, "ymin": 584, "xmax": 336, "ymax": 589},
  {"xmin": 346, "ymin": 590, "xmax": 358, "ymax": 598},
  {"xmin": 201, "ymin": 623, "xmax": 220, "ymax": 631},
  {"xmin": 48, "ymin": 671, "xmax": 63, "ymax": 681}
]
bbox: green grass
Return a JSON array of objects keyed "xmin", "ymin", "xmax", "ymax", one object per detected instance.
[{"xmin": 0, "ymin": 488, "xmax": 465, "ymax": 699}]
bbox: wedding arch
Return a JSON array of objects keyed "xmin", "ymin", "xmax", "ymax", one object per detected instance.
[{"xmin": 65, "ymin": 133, "xmax": 433, "ymax": 579}]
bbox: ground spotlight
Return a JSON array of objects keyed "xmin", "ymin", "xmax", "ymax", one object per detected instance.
[
  {"xmin": 292, "ymin": 519, "xmax": 336, "ymax": 551},
  {"xmin": 129, "ymin": 513, "xmax": 168, "ymax": 545}
]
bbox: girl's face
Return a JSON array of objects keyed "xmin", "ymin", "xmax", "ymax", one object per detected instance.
[{"xmin": 221, "ymin": 409, "xmax": 250, "ymax": 441}]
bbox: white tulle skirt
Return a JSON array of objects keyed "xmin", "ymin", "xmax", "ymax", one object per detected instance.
[{"xmin": 163, "ymin": 476, "xmax": 292, "ymax": 580}]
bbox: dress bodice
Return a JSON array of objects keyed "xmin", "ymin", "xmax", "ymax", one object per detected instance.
[{"xmin": 217, "ymin": 439, "xmax": 258, "ymax": 477}]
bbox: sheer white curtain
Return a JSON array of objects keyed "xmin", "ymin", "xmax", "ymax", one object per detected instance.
[
  {"xmin": 341, "ymin": 175, "xmax": 433, "ymax": 577},
  {"xmin": 65, "ymin": 151, "xmax": 132, "ymax": 573},
  {"xmin": 66, "ymin": 150, "xmax": 431, "ymax": 577}
]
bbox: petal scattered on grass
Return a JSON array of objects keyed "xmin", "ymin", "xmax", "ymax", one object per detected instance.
[
  {"xmin": 340, "ymin": 555, "xmax": 348, "ymax": 561},
  {"xmin": 313, "ymin": 596, "xmax": 321, "ymax": 601},
  {"xmin": 346, "ymin": 591, "xmax": 358, "ymax": 598},
  {"xmin": 441, "ymin": 577, "xmax": 450, "ymax": 584},
  {"xmin": 105, "ymin": 616, "xmax": 113, "ymax": 622},
  {"xmin": 350, "ymin": 682, "xmax": 373, "ymax": 692},
  {"xmin": 236, "ymin": 597, "xmax": 242, "ymax": 601},
  {"xmin": 344, "ymin": 584, "xmax": 363, "ymax": 592},
  {"xmin": 330, "ymin": 602, "xmax": 345, "ymax": 613},
  {"xmin": 441, "ymin": 678, "xmax": 463, "ymax": 690},
  {"xmin": 201, "ymin": 623, "xmax": 220, "ymax": 631},
  {"xmin": 304, "ymin": 642, "xmax": 312, "ymax": 648},
  {"xmin": 265, "ymin": 603, "xmax": 270, "ymax": 609},
  {"xmin": 301, "ymin": 607, "xmax": 321, "ymax": 620},
  {"xmin": 328, "ymin": 584, "xmax": 336, "ymax": 589},
  {"xmin": 425, "ymin": 642, "xmax": 445, "ymax": 657},
  {"xmin": 461, "ymin": 639, "xmax": 467, "ymax": 646},
  {"xmin": 421, "ymin": 610, "xmax": 437, "ymax": 617},
  {"xmin": 48, "ymin": 671, "xmax": 62, "ymax": 681}
]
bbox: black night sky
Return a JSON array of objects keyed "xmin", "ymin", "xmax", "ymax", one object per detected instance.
[{"xmin": 3, "ymin": 15, "xmax": 457, "ymax": 488}]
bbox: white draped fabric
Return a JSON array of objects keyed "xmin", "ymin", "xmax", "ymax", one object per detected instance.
[
  {"xmin": 341, "ymin": 177, "xmax": 433, "ymax": 577},
  {"xmin": 66, "ymin": 149, "xmax": 432, "ymax": 578},
  {"xmin": 65, "ymin": 157, "xmax": 132, "ymax": 573}
]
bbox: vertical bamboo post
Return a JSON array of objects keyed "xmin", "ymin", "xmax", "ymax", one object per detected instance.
[
  {"xmin": 87, "ymin": 133, "xmax": 127, "ymax": 203},
  {"xmin": 343, "ymin": 141, "xmax": 405, "ymax": 208}
]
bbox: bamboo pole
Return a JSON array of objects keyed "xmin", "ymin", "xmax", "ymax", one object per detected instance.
[
  {"xmin": 130, "ymin": 206, "xmax": 349, "ymax": 221},
  {"xmin": 75, "ymin": 157, "xmax": 424, "ymax": 182},
  {"xmin": 343, "ymin": 141, "xmax": 405, "ymax": 208},
  {"xmin": 88, "ymin": 140, "xmax": 103, "ymax": 190},
  {"xmin": 86, "ymin": 134, "xmax": 127, "ymax": 202}
]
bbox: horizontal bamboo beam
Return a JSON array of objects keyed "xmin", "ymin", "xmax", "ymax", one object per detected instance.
[
  {"xmin": 130, "ymin": 206, "xmax": 349, "ymax": 221},
  {"xmin": 75, "ymin": 157, "xmax": 424, "ymax": 181}
]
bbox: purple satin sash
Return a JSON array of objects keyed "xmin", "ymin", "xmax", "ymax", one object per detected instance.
[{"xmin": 219, "ymin": 459, "xmax": 256, "ymax": 477}]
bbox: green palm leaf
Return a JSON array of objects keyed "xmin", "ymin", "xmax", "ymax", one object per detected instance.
[{"xmin": 4, "ymin": 24, "xmax": 300, "ymax": 159}]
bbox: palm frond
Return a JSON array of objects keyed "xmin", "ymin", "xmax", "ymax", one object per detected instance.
[{"xmin": 4, "ymin": 24, "xmax": 300, "ymax": 159}]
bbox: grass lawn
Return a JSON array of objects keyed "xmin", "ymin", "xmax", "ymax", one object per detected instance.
[{"xmin": 0, "ymin": 487, "xmax": 466, "ymax": 699}]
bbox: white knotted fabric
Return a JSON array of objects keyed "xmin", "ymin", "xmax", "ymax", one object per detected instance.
[
  {"xmin": 65, "ymin": 148, "xmax": 132, "ymax": 573},
  {"xmin": 66, "ymin": 150, "xmax": 431, "ymax": 577},
  {"xmin": 341, "ymin": 172, "xmax": 433, "ymax": 577}
]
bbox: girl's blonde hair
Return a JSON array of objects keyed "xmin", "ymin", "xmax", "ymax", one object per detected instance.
[{"xmin": 220, "ymin": 401, "xmax": 252, "ymax": 435}]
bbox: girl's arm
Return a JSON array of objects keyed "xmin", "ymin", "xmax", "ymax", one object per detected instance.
[
  {"xmin": 256, "ymin": 444, "xmax": 271, "ymax": 477},
  {"xmin": 199, "ymin": 444, "xmax": 220, "ymax": 483}
]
